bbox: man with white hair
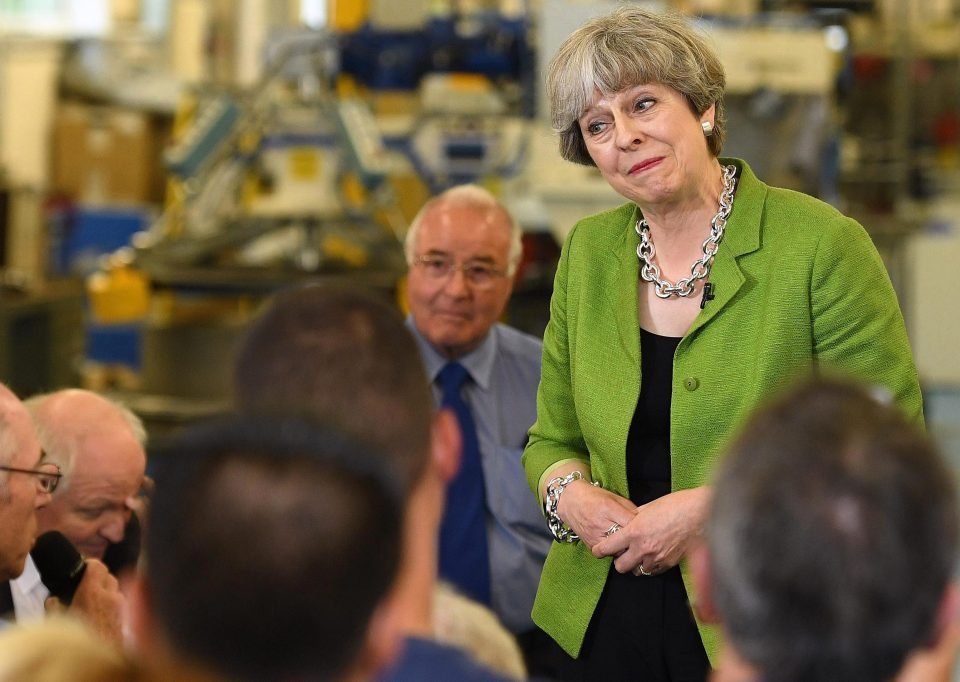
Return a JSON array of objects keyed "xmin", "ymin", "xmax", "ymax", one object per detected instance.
[
  {"xmin": 0, "ymin": 383, "xmax": 123, "ymax": 641},
  {"xmin": 0, "ymin": 384, "xmax": 53, "ymax": 586},
  {"xmin": 27, "ymin": 389, "xmax": 146, "ymax": 561},
  {"xmin": 405, "ymin": 184, "xmax": 553, "ymax": 669},
  {"xmin": 9, "ymin": 390, "xmax": 145, "ymax": 623}
]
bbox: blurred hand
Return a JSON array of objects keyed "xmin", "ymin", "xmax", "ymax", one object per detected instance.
[
  {"xmin": 592, "ymin": 486, "xmax": 712, "ymax": 575},
  {"xmin": 64, "ymin": 559, "xmax": 125, "ymax": 643}
]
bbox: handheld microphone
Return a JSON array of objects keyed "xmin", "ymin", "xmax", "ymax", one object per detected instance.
[{"xmin": 31, "ymin": 531, "xmax": 87, "ymax": 606}]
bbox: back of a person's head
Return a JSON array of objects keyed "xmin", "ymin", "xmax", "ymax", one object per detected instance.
[
  {"xmin": 709, "ymin": 379, "xmax": 958, "ymax": 682},
  {"xmin": 234, "ymin": 284, "xmax": 432, "ymax": 491},
  {"xmin": 146, "ymin": 414, "xmax": 404, "ymax": 682}
]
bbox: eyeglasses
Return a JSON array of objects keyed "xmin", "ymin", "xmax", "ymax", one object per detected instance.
[
  {"xmin": 0, "ymin": 462, "xmax": 62, "ymax": 493},
  {"xmin": 413, "ymin": 255, "xmax": 507, "ymax": 290}
]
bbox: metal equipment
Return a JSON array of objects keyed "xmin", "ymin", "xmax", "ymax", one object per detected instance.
[{"xmin": 129, "ymin": 30, "xmax": 407, "ymax": 292}]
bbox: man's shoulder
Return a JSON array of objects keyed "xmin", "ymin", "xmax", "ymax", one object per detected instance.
[
  {"xmin": 378, "ymin": 637, "xmax": 514, "ymax": 682},
  {"xmin": 494, "ymin": 324, "xmax": 543, "ymax": 362}
]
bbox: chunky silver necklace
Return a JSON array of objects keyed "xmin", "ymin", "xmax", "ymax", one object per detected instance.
[{"xmin": 635, "ymin": 164, "xmax": 737, "ymax": 299}]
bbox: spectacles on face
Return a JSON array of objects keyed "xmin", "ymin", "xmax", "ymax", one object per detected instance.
[
  {"xmin": 0, "ymin": 462, "xmax": 62, "ymax": 494},
  {"xmin": 413, "ymin": 255, "xmax": 507, "ymax": 290}
]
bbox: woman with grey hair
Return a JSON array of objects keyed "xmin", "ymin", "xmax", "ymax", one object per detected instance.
[{"xmin": 521, "ymin": 6, "xmax": 922, "ymax": 679}]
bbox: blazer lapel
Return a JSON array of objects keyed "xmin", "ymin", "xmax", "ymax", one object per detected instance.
[
  {"xmin": 687, "ymin": 160, "xmax": 766, "ymax": 338},
  {"xmin": 599, "ymin": 161, "xmax": 767, "ymax": 345}
]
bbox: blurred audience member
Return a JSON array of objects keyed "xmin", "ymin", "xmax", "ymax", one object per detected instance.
[
  {"xmin": 10, "ymin": 390, "xmax": 145, "ymax": 623},
  {"xmin": 235, "ymin": 285, "xmax": 515, "ymax": 680},
  {"xmin": 0, "ymin": 384, "xmax": 54, "ymax": 586},
  {"xmin": 0, "ymin": 384, "xmax": 124, "ymax": 643},
  {"xmin": 130, "ymin": 415, "xmax": 404, "ymax": 682},
  {"xmin": 0, "ymin": 616, "xmax": 223, "ymax": 682},
  {"xmin": 235, "ymin": 285, "xmax": 431, "ymax": 493},
  {"xmin": 433, "ymin": 583, "xmax": 527, "ymax": 680},
  {"xmin": 26, "ymin": 390, "xmax": 146, "ymax": 564},
  {"xmin": 693, "ymin": 379, "xmax": 959, "ymax": 682}
]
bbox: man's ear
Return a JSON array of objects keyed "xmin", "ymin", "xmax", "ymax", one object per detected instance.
[
  {"xmin": 932, "ymin": 581, "xmax": 960, "ymax": 645},
  {"xmin": 893, "ymin": 582, "xmax": 960, "ymax": 682},
  {"xmin": 690, "ymin": 542, "xmax": 721, "ymax": 624},
  {"xmin": 430, "ymin": 409, "xmax": 461, "ymax": 484},
  {"xmin": 355, "ymin": 597, "xmax": 403, "ymax": 680}
]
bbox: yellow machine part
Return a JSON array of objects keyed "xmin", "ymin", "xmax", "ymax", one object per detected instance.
[
  {"xmin": 329, "ymin": 0, "xmax": 369, "ymax": 33},
  {"xmin": 87, "ymin": 266, "xmax": 151, "ymax": 324}
]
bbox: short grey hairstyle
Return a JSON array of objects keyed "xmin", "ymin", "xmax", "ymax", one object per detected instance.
[
  {"xmin": 404, "ymin": 184, "xmax": 524, "ymax": 277},
  {"xmin": 547, "ymin": 6, "xmax": 726, "ymax": 165},
  {"xmin": 24, "ymin": 391, "xmax": 147, "ymax": 491}
]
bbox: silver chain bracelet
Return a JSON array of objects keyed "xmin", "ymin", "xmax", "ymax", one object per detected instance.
[{"xmin": 544, "ymin": 471, "xmax": 599, "ymax": 543}]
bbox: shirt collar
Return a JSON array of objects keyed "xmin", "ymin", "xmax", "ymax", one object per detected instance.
[
  {"xmin": 406, "ymin": 317, "xmax": 498, "ymax": 391},
  {"xmin": 14, "ymin": 554, "xmax": 41, "ymax": 592}
]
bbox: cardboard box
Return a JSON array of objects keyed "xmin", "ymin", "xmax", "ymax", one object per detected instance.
[{"xmin": 52, "ymin": 101, "xmax": 169, "ymax": 205}]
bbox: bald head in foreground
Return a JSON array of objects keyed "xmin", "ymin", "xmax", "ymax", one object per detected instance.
[{"xmin": 27, "ymin": 389, "xmax": 146, "ymax": 562}]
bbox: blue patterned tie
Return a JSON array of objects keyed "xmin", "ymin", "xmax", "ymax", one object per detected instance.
[{"xmin": 437, "ymin": 361, "xmax": 491, "ymax": 605}]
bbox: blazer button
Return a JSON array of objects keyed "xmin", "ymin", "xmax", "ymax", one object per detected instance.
[{"xmin": 684, "ymin": 377, "xmax": 700, "ymax": 391}]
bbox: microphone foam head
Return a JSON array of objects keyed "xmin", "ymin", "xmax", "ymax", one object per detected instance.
[{"xmin": 31, "ymin": 531, "xmax": 86, "ymax": 603}]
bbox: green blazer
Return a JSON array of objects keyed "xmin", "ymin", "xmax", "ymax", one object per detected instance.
[{"xmin": 522, "ymin": 159, "xmax": 923, "ymax": 663}]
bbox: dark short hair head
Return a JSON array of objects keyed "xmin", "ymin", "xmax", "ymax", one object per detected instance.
[
  {"xmin": 709, "ymin": 379, "xmax": 958, "ymax": 682},
  {"xmin": 146, "ymin": 415, "xmax": 404, "ymax": 682},
  {"xmin": 547, "ymin": 5, "xmax": 726, "ymax": 165},
  {"xmin": 234, "ymin": 284, "xmax": 432, "ymax": 491}
]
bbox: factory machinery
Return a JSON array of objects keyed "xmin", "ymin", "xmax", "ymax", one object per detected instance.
[{"xmin": 10, "ymin": 0, "xmax": 955, "ymax": 431}]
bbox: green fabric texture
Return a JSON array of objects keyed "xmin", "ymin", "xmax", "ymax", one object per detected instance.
[{"xmin": 521, "ymin": 158, "xmax": 923, "ymax": 664}]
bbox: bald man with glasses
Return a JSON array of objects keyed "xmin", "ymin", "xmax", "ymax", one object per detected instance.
[
  {"xmin": 0, "ymin": 383, "xmax": 123, "ymax": 642},
  {"xmin": 0, "ymin": 384, "xmax": 53, "ymax": 587}
]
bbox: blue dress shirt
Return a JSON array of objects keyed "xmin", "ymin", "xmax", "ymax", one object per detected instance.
[
  {"xmin": 408, "ymin": 319, "xmax": 551, "ymax": 634},
  {"xmin": 377, "ymin": 636, "xmax": 514, "ymax": 681}
]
